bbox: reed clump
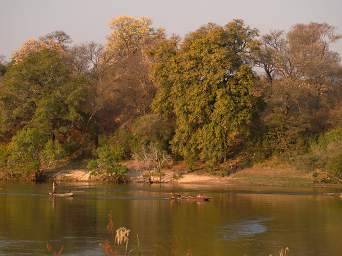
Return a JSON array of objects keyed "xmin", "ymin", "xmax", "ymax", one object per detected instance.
[
  {"xmin": 46, "ymin": 243, "xmax": 64, "ymax": 256},
  {"xmin": 101, "ymin": 212, "xmax": 140, "ymax": 256}
]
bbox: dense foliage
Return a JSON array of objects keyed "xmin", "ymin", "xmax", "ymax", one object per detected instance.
[
  {"xmin": 0, "ymin": 17, "xmax": 341, "ymax": 181},
  {"xmin": 150, "ymin": 21, "xmax": 264, "ymax": 166}
]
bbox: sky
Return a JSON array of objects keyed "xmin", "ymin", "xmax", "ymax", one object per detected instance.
[{"xmin": 1, "ymin": 0, "xmax": 342, "ymax": 59}]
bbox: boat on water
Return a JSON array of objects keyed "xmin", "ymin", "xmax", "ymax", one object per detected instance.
[
  {"xmin": 49, "ymin": 181, "xmax": 74, "ymax": 197},
  {"xmin": 49, "ymin": 192, "xmax": 74, "ymax": 197},
  {"xmin": 169, "ymin": 193, "xmax": 211, "ymax": 202}
]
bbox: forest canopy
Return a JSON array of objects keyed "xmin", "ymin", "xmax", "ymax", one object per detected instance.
[{"xmin": 0, "ymin": 16, "xmax": 341, "ymax": 181}]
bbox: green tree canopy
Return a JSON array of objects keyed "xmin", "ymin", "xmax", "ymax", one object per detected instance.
[
  {"xmin": 0, "ymin": 48, "xmax": 91, "ymax": 156},
  {"xmin": 151, "ymin": 20, "xmax": 263, "ymax": 166}
]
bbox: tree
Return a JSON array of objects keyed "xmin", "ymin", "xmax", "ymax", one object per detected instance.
[
  {"xmin": 107, "ymin": 16, "xmax": 164, "ymax": 58},
  {"xmin": 0, "ymin": 47, "xmax": 91, "ymax": 157},
  {"xmin": 254, "ymin": 23, "xmax": 342, "ymax": 157},
  {"xmin": 0, "ymin": 49, "xmax": 70, "ymax": 138},
  {"xmin": 11, "ymin": 31, "xmax": 71, "ymax": 64},
  {"xmin": 0, "ymin": 56, "xmax": 6, "ymax": 76},
  {"xmin": 256, "ymin": 23, "xmax": 341, "ymax": 85},
  {"xmin": 69, "ymin": 42, "xmax": 105, "ymax": 77},
  {"xmin": 39, "ymin": 31, "xmax": 72, "ymax": 51},
  {"xmin": 261, "ymin": 79, "xmax": 324, "ymax": 156},
  {"xmin": 0, "ymin": 56, "xmax": 6, "ymax": 94},
  {"xmin": 84, "ymin": 16, "xmax": 166, "ymax": 136},
  {"xmin": 151, "ymin": 20, "xmax": 262, "ymax": 166}
]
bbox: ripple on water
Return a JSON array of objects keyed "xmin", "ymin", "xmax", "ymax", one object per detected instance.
[{"xmin": 218, "ymin": 218, "xmax": 269, "ymax": 240}]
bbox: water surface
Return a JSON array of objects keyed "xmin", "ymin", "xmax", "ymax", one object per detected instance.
[{"xmin": 0, "ymin": 183, "xmax": 342, "ymax": 256}]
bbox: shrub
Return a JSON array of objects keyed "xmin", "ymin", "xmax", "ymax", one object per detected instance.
[
  {"xmin": 63, "ymin": 140, "xmax": 82, "ymax": 158},
  {"xmin": 88, "ymin": 145, "xmax": 129, "ymax": 183},
  {"xmin": 0, "ymin": 144, "xmax": 8, "ymax": 170},
  {"xmin": 309, "ymin": 128, "xmax": 342, "ymax": 179},
  {"xmin": 7, "ymin": 128, "xmax": 48, "ymax": 173},
  {"xmin": 109, "ymin": 128, "xmax": 134, "ymax": 160},
  {"xmin": 40, "ymin": 139, "xmax": 66, "ymax": 168},
  {"xmin": 326, "ymin": 153, "xmax": 342, "ymax": 178},
  {"xmin": 133, "ymin": 143, "xmax": 171, "ymax": 183},
  {"xmin": 131, "ymin": 114, "xmax": 174, "ymax": 153}
]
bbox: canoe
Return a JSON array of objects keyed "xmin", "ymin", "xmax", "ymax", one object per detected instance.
[
  {"xmin": 169, "ymin": 194, "xmax": 211, "ymax": 202},
  {"xmin": 49, "ymin": 192, "xmax": 74, "ymax": 197}
]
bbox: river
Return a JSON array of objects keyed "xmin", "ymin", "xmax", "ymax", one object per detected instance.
[{"xmin": 0, "ymin": 183, "xmax": 342, "ymax": 256}]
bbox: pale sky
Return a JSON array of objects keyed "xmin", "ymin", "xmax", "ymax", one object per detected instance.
[{"xmin": 1, "ymin": 0, "xmax": 342, "ymax": 59}]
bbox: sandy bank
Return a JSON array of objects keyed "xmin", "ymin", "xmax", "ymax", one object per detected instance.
[{"xmin": 44, "ymin": 160, "xmax": 314, "ymax": 188}]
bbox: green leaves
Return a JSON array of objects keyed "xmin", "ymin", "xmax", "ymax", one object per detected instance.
[
  {"xmin": 7, "ymin": 128, "xmax": 48, "ymax": 173},
  {"xmin": 151, "ymin": 21, "xmax": 261, "ymax": 166},
  {"xmin": 0, "ymin": 47, "xmax": 93, "ymax": 174},
  {"xmin": 88, "ymin": 145, "xmax": 129, "ymax": 182}
]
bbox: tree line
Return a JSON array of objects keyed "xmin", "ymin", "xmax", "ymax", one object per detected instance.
[{"xmin": 0, "ymin": 17, "xmax": 341, "ymax": 181}]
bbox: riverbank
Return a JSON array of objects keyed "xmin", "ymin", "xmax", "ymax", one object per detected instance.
[
  {"xmin": 36, "ymin": 160, "xmax": 316, "ymax": 187},
  {"xmin": 1, "ymin": 160, "xmax": 338, "ymax": 188}
]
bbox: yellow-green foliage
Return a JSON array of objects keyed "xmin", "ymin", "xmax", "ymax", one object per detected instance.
[
  {"xmin": 151, "ymin": 20, "xmax": 262, "ymax": 166},
  {"xmin": 0, "ymin": 144, "xmax": 8, "ymax": 170},
  {"xmin": 311, "ymin": 128, "xmax": 342, "ymax": 177},
  {"xmin": 131, "ymin": 114, "xmax": 174, "ymax": 152},
  {"xmin": 87, "ymin": 145, "xmax": 128, "ymax": 182},
  {"xmin": 7, "ymin": 128, "xmax": 48, "ymax": 173},
  {"xmin": 40, "ymin": 139, "xmax": 66, "ymax": 168}
]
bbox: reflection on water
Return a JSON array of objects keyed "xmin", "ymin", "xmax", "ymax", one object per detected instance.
[
  {"xmin": 219, "ymin": 218, "xmax": 268, "ymax": 240},
  {"xmin": 0, "ymin": 183, "xmax": 342, "ymax": 256}
]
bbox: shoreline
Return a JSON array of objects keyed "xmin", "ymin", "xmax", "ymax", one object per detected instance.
[
  {"xmin": 32, "ymin": 161, "xmax": 342, "ymax": 188},
  {"xmin": 2, "ymin": 160, "xmax": 342, "ymax": 190}
]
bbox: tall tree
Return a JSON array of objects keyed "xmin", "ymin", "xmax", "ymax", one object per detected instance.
[
  {"xmin": 255, "ymin": 23, "xmax": 341, "ymax": 85},
  {"xmin": 151, "ymin": 20, "xmax": 262, "ymax": 165},
  {"xmin": 255, "ymin": 23, "xmax": 342, "ymax": 156},
  {"xmin": 86, "ymin": 16, "xmax": 165, "ymax": 135},
  {"xmin": 0, "ymin": 48, "xmax": 90, "ymax": 152},
  {"xmin": 11, "ymin": 31, "xmax": 71, "ymax": 64}
]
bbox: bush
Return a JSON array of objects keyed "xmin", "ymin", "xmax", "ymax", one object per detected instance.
[
  {"xmin": 88, "ymin": 145, "xmax": 129, "ymax": 183},
  {"xmin": 131, "ymin": 114, "xmax": 174, "ymax": 153},
  {"xmin": 326, "ymin": 153, "xmax": 342, "ymax": 178},
  {"xmin": 0, "ymin": 144, "xmax": 8, "ymax": 170},
  {"xmin": 7, "ymin": 128, "xmax": 48, "ymax": 173},
  {"xmin": 109, "ymin": 128, "xmax": 134, "ymax": 160},
  {"xmin": 63, "ymin": 140, "xmax": 82, "ymax": 158},
  {"xmin": 40, "ymin": 139, "xmax": 66, "ymax": 168},
  {"xmin": 91, "ymin": 115, "xmax": 174, "ymax": 164},
  {"xmin": 133, "ymin": 143, "xmax": 171, "ymax": 183},
  {"xmin": 308, "ymin": 128, "xmax": 342, "ymax": 179}
]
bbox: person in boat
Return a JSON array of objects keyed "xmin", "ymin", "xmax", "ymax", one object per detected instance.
[{"xmin": 52, "ymin": 181, "xmax": 56, "ymax": 194}]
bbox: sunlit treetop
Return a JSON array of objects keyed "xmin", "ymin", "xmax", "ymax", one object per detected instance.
[
  {"xmin": 12, "ymin": 31, "xmax": 71, "ymax": 64},
  {"xmin": 107, "ymin": 16, "xmax": 165, "ymax": 58}
]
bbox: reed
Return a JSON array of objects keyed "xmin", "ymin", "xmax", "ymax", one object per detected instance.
[
  {"xmin": 46, "ymin": 243, "xmax": 64, "ymax": 256},
  {"xmin": 101, "ymin": 212, "xmax": 135, "ymax": 256},
  {"xmin": 279, "ymin": 247, "xmax": 289, "ymax": 256}
]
